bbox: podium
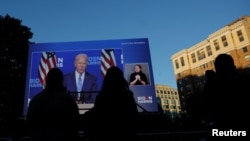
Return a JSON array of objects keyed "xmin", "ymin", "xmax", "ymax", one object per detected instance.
[{"xmin": 77, "ymin": 103, "xmax": 94, "ymax": 114}]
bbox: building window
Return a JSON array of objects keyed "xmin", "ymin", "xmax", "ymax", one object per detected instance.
[
  {"xmin": 172, "ymin": 105, "xmax": 176, "ymax": 109},
  {"xmin": 243, "ymin": 46, "xmax": 248, "ymax": 53},
  {"xmin": 180, "ymin": 57, "xmax": 185, "ymax": 66},
  {"xmin": 164, "ymin": 100, "xmax": 168, "ymax": 104},
  {"xmin": 206, "ymin": 45, "xmax": 212, "ymax": 56},
  {"xmin": 214, "ymin": 39, "xmax": 220, "ymax": 50},
  {"xmin": 237, "ymin": 30, "xmax": 244, "ymax": 42},
  {"xmin": 175, "ymin": 59, "xmax": 179, "ymax": 69},
  {"xmin": 191, "ymin": 53, "xmax": 196, "ymax": 63},
  {"xmin": 221, "ymin": 35, "xmax": 228, "ymax": 47},
  {"xmin": 197, "ymin": 48, "xmax": 206, "ymax": 60},
  {"xmin": 171, "ymin": 99, "xmax": 176, "ymax": 104}
]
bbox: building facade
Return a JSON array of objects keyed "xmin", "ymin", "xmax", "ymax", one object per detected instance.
[
  {"xmin": 155, "ymin": 84, "xmax": 181, "ymax": 119},
  {"xmin": 171, "ymin": 15, "xmax": 250, "ymax": 112}
]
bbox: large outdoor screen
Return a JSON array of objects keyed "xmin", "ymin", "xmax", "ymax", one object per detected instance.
[{"xmin": 23, "ymin": 38, "xmax": 158, "ymax": 115}]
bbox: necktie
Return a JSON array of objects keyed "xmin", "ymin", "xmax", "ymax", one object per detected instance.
[{"xmin": 77, "ymin": 74, "xmax": 83, "ymax": 100}]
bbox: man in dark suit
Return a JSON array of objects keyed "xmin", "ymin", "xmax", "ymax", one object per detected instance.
[{"xmin": 63, "ymin": 53, "xmax": 98, "ymax": 104}]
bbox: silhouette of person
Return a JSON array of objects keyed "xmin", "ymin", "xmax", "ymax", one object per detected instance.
[
  {"xmin": 26, "ymin": 68, "xmax": 80, "ymax": 141},
  {"xmin": 83, "ymin": 66, "xmax": 139, "ymax": 141},
  {"xmin": 202, "ymin": 69, "xmax": 216, "ymax": 126},
  {"xmin": 206, "ymin": 53, "xmax": 248, "ymax": 130},
  {"xmin": 129, "ymin": 64, "xmax": 148, "ymax": 85},
  {"xmin": 63, "ymin": 53, "xmax": 98, "ymax": 104},
  {"xmin": 203, "ymin": 69, "xmax": 216, "ymax": 94}
]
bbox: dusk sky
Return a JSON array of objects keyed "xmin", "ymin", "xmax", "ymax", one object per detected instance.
[{"xmin": 1, "ymin": 0, "xmax": 250, "ymax": 88}]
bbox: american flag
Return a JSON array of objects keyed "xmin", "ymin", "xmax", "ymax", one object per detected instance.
[
  {"xmin": 38, "ymin": 51, "xmax": 57, "ymax": 88},
  {"xmin": 100, "ymin": 49, "xmax": 116, "ymax": 77}
]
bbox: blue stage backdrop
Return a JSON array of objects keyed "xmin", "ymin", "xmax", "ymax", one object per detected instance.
[{"xmin": 24, "ymin": 38, "xmax": 158, "ymax": 115}]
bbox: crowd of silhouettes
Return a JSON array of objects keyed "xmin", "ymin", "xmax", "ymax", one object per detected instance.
[
  {"xmin": 24, "ymin": 53, "xmax": 249, "ymax": 141},
  {"xmin": 202, "ymin": 53, "xmax": 248, "ymax": 131},
  {"xmin": 183, "ymin": 53, "xmax": 249, "ymax": 133},
  {"xmin": 27, "ymin": 66, "xmax": 139, "ymax": 141}
]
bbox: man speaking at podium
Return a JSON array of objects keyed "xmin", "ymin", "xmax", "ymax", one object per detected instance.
[{"xmin": 63, "ymin": 53, "xmax": 98, "ymax": 104}]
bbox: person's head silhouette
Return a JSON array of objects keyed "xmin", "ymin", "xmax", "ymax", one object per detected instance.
[
  {"xmin": 45, "ymin": 67, "xmax": 66, "ymax": 92},
  {"xmin": 214, "ymin": 54, "xmax": 236, "ymax": 78},
  {"xmin": 102, "ymin": 66, "xmax": 129, "ymax": 92}
]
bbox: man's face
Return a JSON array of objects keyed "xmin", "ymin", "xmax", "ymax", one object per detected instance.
[{"xmin": 75, "ymin": 56, "xmax": 87, "ymax": 74}]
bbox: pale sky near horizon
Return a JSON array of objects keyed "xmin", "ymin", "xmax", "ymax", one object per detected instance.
[{"xmin": 1, "ymin": 0, "xmax": 250, "ymax": 88}]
